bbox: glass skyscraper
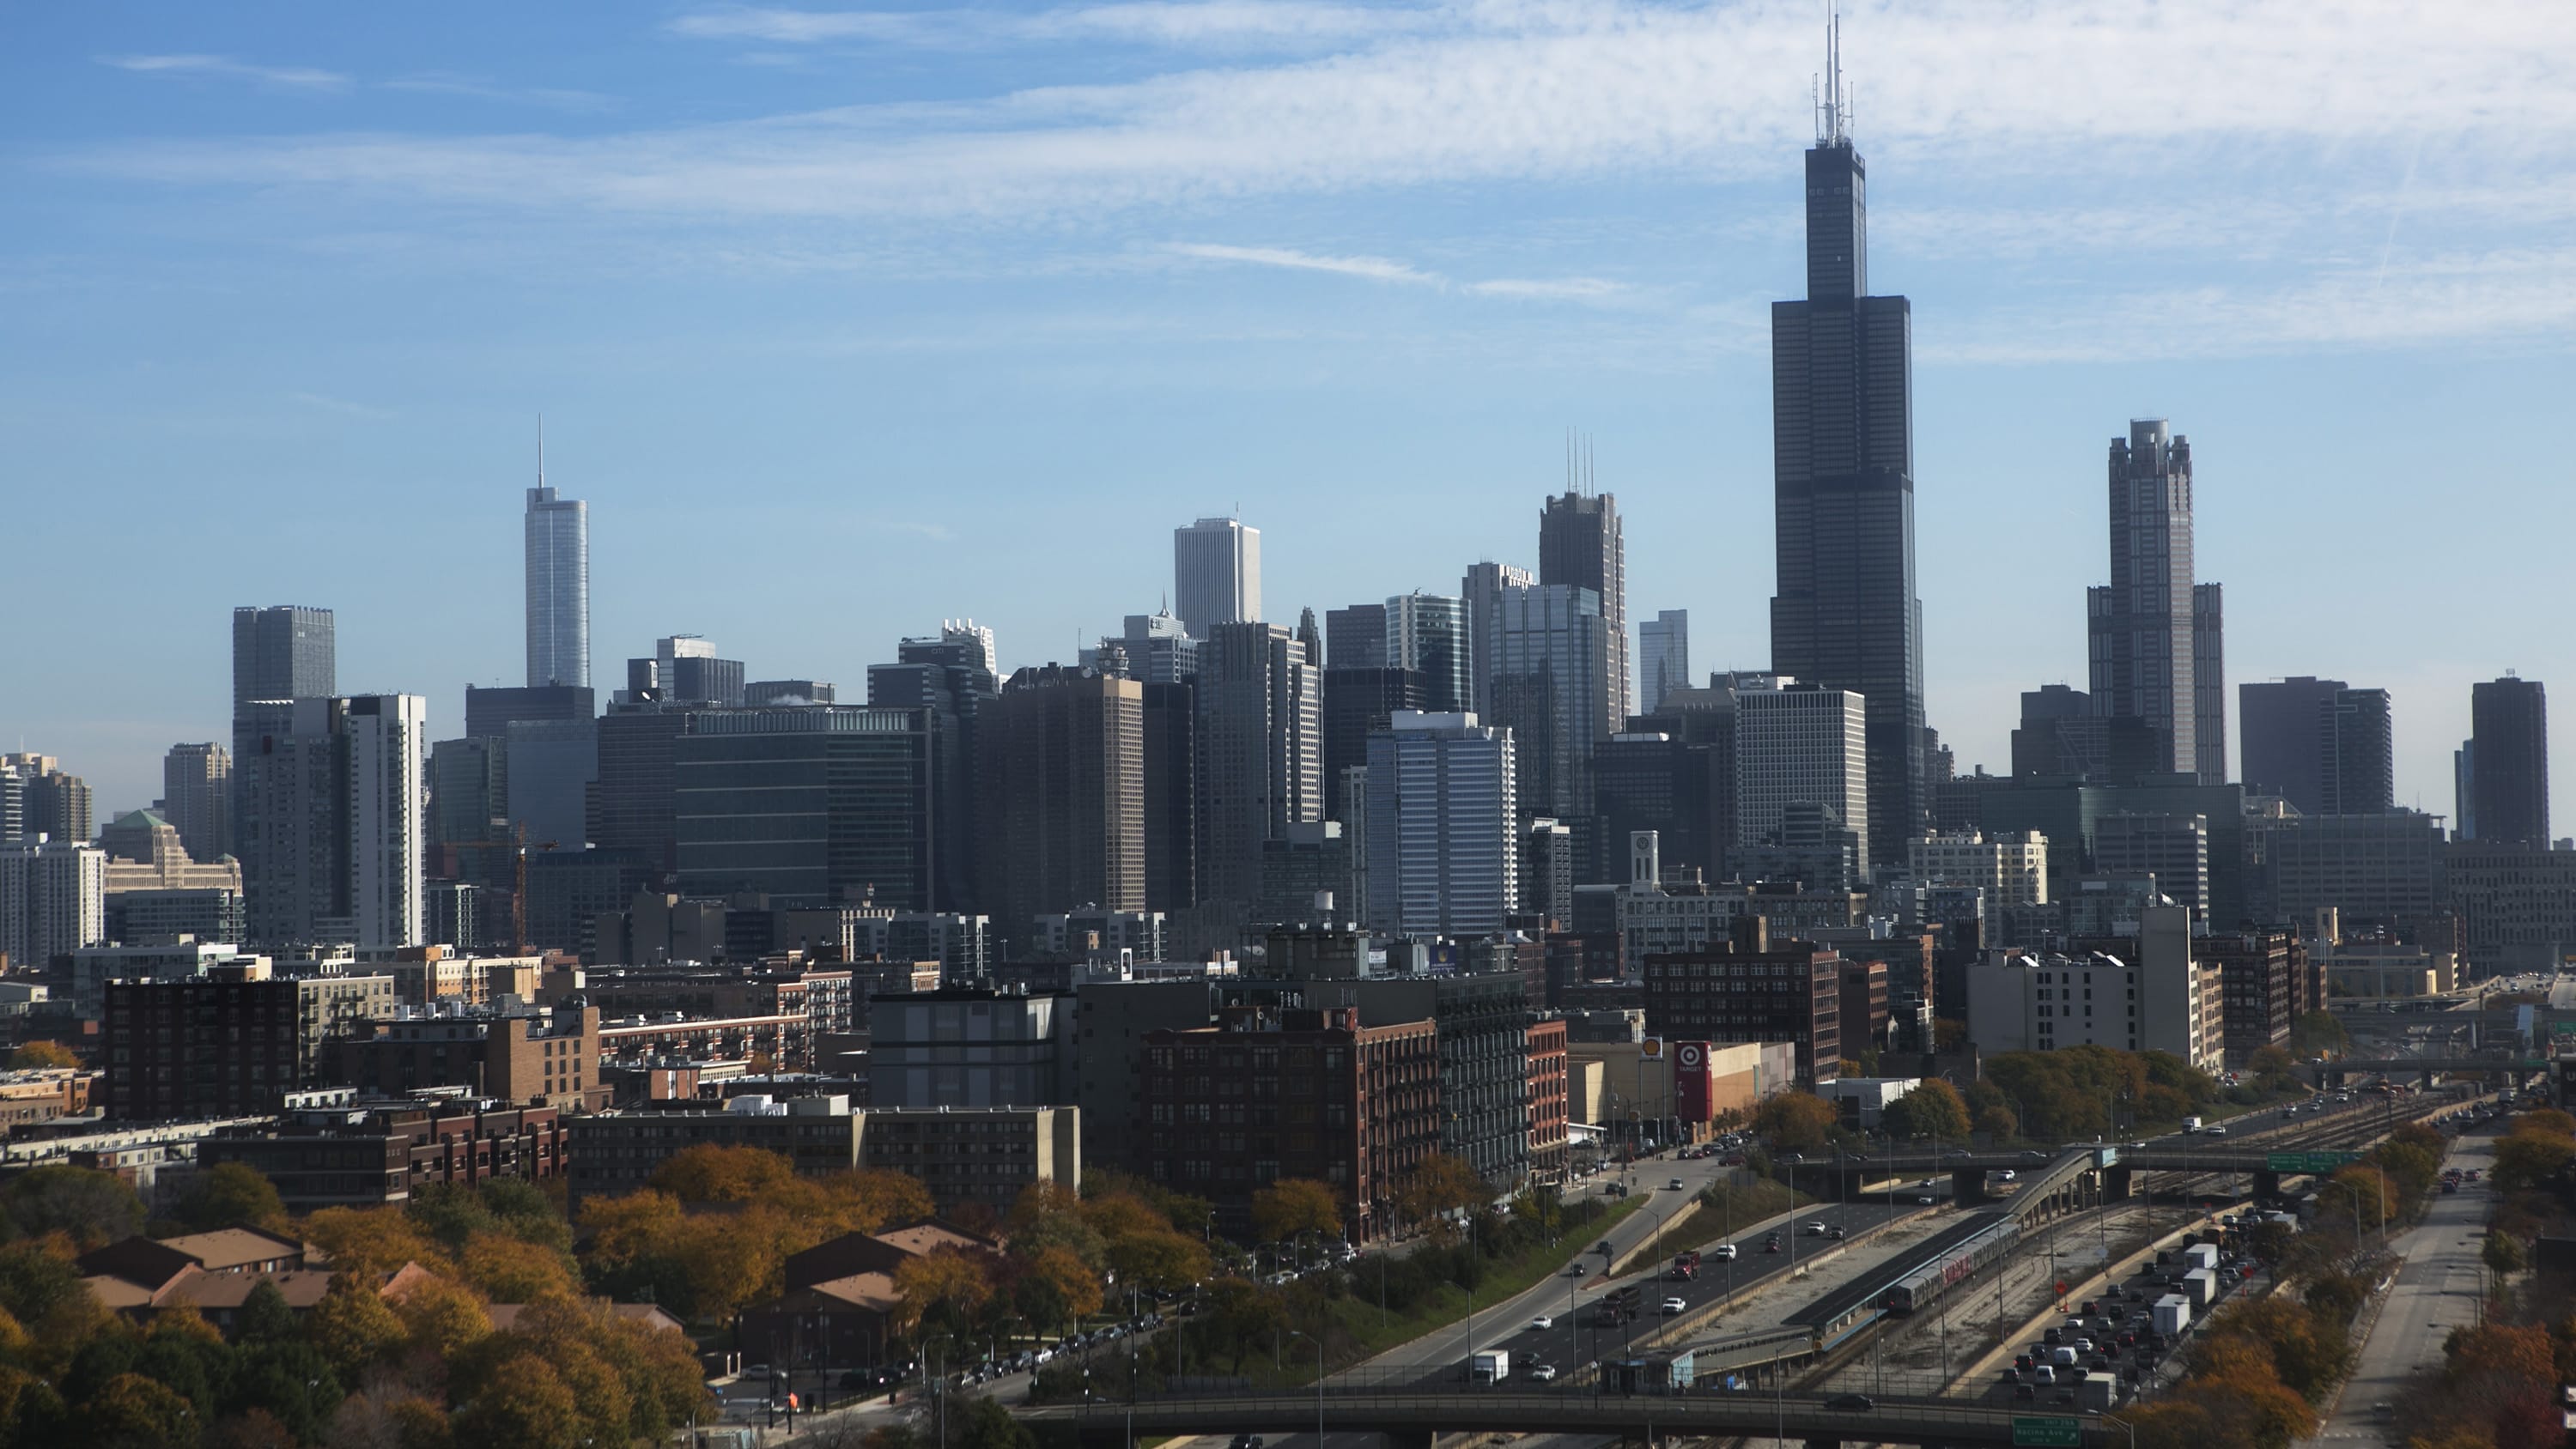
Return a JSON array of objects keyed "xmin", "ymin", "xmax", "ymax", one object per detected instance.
[
  {"xmin": 1766, "ymin": 63, "xmax": 1926, "ymax": 867},
  {"xmin": 525, "ymin": 482, "xmax": 590, "ymax": 688}
]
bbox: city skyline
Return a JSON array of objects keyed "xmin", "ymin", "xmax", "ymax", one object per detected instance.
[{"xmin": 7, "ymin": 3, "xmax": 2573, "ymax": 827}]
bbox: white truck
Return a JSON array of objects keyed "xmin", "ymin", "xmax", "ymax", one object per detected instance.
[
  {"xmin": 2181, "ymin": 1267, "xmax": 2218, "ymax": 1307},
  {"xmin": 2181, "ymin": 1242, "xmax": 2221, "ymax": 1274},
  {"xmin": 2180, "ymin": 1117, "xmax": 2203, "ymax": 1133},
  {"xmin": 1469, "ymin": 1348, "xmax": 1511, "ymax": 1385},
  {"xmin": 2154, "ymin": 1294, "xmax": 2191, "ymax": 1336}
]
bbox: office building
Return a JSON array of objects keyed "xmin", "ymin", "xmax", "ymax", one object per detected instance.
[
  {"xmin": 1139, "ymin": 1008, "xmax": 1438, "ymax": 1241},
  {"xmin": 1029, "ymin": 909, "xmax": 1166, "ymax": 961},
  {"xmin": 1540, "ymin": 488, "xmax": 1629, "ymax": 723},
  {"xmin": 1325, "ymin": 603, "xmax": 1388, "ymax": 670},
  {"xmin": 1490, "ymin": 583, "xmax": 1612, "ymax": 829},
  {"xmin": 1363, "ymin": 711, "xmax": 1517, "ymax": 937},
  {"xmin": 1135, "ymin": 681, "xmax": 1197, "ymax": 912},
  {"xmin": 2087, "ymin": 421, "xmax": 2203, "ymax": 778},
  {"xmin": 1637, "ymin": 609, "xmax": 1689, "ymax": 716},
  {"xmin": 2465, "ymin": 676, "xmax": 2549, "ymax": 846},
  {"xmin": 161, "ymin": 743, "xmax": 232, "ymax": 864},
  {"xmin": 0, "ymin": 755, "xmax": 91, "ymax": 847},
  {"xmin": 2010, "ymin": 684, "xmax": 2105, "ymax": 779},
  {"xmin": 463, "ymin": 683, "xmax": 593, "ymax": 743},
  {"xmin": 231, "ymin": 606, "xmax": 336, "ymax": 708},
  {"xmin": 868, "ymin": 987, "xmax": 1074, "ymax": 1108},
  {"xmin": 1321, "ymin": 668, "xmax": 1424, "ymax": 821},
  {"xmin": 1461, "ymin": 561, "xmax": 1536, "ymax": 721},
  {"xmin": 2093, "ymin": 813, "xmax": 2209, "ymax": 922},
  {"xmin": 1174, "ymin": 517, "xmax": 1261, "ymax": 638},
  {"xmin": 0, "ymin": 836, "xmax": 105, "ymax": 973},
  {"xmin": 337, "ymin": 1005, "xmax": 605, "ymax": 1110},
  {"xmin": 674, "ymin": 706, "xmax": 935, "ymax": 911},
  {"xmin": 239, "ymin": 695, "xmax": 426, "ymax": 949},
  {"xmin": 1256, "ymin": 821, "xmax": 1353, "ymax": 926},
  {"xmin": 506, "ymin": 718, "xmax": 596, "ymax": 852},
  {"xmin": 2199, "ymin": 930, "xmax": 2300, "ymax": 1066},
  {"xmin": 624, "ymin": 635, "xmax": 744, "ymax": 707},
  {"xmin": 2240, "ymin": 677, "xmax": 2394, "ymax": 815},
  {"xmin": 869, "ymin": 626, "xmax": 999, "ymax": 912},
  {"xmin": 592, "ymin": 702, "xmax": 686, "ymax": 876},
  {"xmin": 1386, "ymin": 593, "xmax": 1470, "ymax": 714},
  {"xmin": 1907, "ymin": 830, "xmax": 2047, "ymax": 938},
  {"xmin": 525, "ymin": 476, "xmax": 590, "ymax": 688},
  {"xmin": 1092, "ymin": 611, "xmax": 1200, "ymax": 686},
  {"xmin": 1965, "ymin": 906, "xmax": 2216, "ymax": 1068},
  {"xmin": 429, "ymin": 737, "xmax": 508, "ymax": 851},
  {"xmin": 2193, "ymin": 583, "xmax": 2227, "ymax": 781},
  {"xmin": 1765, "ymin": 68, "xmax": 1927, "ymax": 867},
  {"xmin": 2248, "ymin": 809, "xmax": 2449, "ymax": 943},
  {"xmin": 747, "ymin": 679, "xmax": 836, "ymax": 706},
  {"xmin": 856, "ymin": 1106, "xmax": 1081, "ymax": 1214},
  {"xmin": 1353, "ymin": 971, "xmax": 1528, "ymax": 1188},
  {"xmin": 107, "ymin": 888, "xmax": 246, "ymax": 947},
  {"xmin": 977, "ymin": 666, "xmax": 1145, "ymax": 950},
  {"xmin": 1193, "ymin": 621, "xmax": 1323, "ymax": 905},
  {"xmin": 2445, "ymin": 843, "xmax": 2576, "ymax": 972},
  {"xmin": 1641, "ymin": 919, "xmax": 1843, "ymax": 1083},
  {"xmin": 1735, "ymin": 681, "xmax": 1869, "ymax": 876},
  {"xmin": 101, "ymin": 973, "xmax": 398, "ymax": 1119}
]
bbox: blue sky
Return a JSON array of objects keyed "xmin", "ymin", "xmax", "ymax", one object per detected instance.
[{"xmin": 5, "ymin": 1, "xmax": 2573, "ymax": 828}]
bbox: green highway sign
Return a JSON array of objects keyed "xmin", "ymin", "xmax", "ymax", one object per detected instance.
[
  {"xmin": 2266, "ymin": 1150, "xmax": 2363, "ymax": 1174},
  {"xmin": 2013, "ymin": 1416, "xmax": 2083, "ymax": 1447}
]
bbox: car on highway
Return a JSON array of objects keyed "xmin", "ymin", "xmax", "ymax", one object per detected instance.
[
  {"xmin": 1803, "ymin": 1220, "xmax": 1828, "ymax": 1235},
  {"xmin": 1711, "ymin": 1244, "xmax": 1738, "ymax": 1259},
  {"xmin": 1528, "ymin": 1365, "xmax": 1558, "ymax": 1383},
  {"xmin": 1915, "ymin": 1193, "xmax": 1936, "ymax": 1204},
  {"xmin": 1830, "ymin": 1226, "xmax": 1848, "ymax": 1240},
  {"xmin": 1763, "ymin": 1239, "xmax": 1782, "ymax": 1253},
  {"xmin": 1660, "ymin": 1297, "xmax": 1686, "ymax": 1315},
  {"xmin": 1567, "ymin": 1262, "xmax": 1587, "ymax": 1276},
  {"xmin": 1824, "ymin": 1393, "xmax": 1875, "ymax": 1411},
  {"xmin": 1529, "ymin": 1315, "xmax": 1554, "ymax": 1331}
]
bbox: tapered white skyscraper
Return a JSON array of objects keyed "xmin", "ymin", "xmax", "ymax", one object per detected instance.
[
  {"xmin": 1174, "ymin": 517, "xmax": 1260, "ymax": 639},
  {"xmin": 526, "ymin": 433, "xmax": 590, "ymax": 688}
]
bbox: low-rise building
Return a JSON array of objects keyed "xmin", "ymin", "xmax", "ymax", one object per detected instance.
[
  {"xmin": 1525, "ymin": 1019, "xmax": 1569, "ymax": 1179},
  {"xmin": 1640, "ymin": 919, "xmax": 1844, "ymax": 1085},
  {"xmin": 68, "ymin": 937, "xmax": 267, "ymax": 1018},
  {"xmin": 199, "ymin": 1090, "xmax": 568, "ymax": 1213},
  {"xmin": 1818, "ymin": 1076, "xmax": 1921, "ymax": 1130},
  {"xmin": 568, "ymin": 1094, "xmax": 860, "ymax": 1204},
  {"xmin": 336, "ymin": 1005, "xmax": 605, "ymax": 1110},
  {"xmin": 854, "ymin": 1106, "xmax": 1079, "ymax": 1215},
  {"xmin": 0, "ymin": 1067, "xmax": 94, "ymax": 1126},
  {"xmin": 1139, "ymin": 1007, "xmax": 1439, "ymax": 1242},
  {"xmin": 1964, "ymin": 905, "xmax": 2216, "ymax": 1067}
]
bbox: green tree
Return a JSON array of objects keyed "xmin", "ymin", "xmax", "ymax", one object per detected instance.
[
  {"xmin": 1394, "ymin": 1155, "xmax": 1491, "ymax": 1224},
  {"xmin": 2491, "ymin": 1125, "xmax": 2576, "ymax": 1192},
  {"xmin": 5, "ymin": 1041, "xmax": 77, "ymax": 1070},
  {"xmin": 2, "ymin": 1165, "xmax": 144, "ymax": 1247},
  {"xmin": 2485, "ymin": 1234, "xmax": 2527, "ymax": 1276},
  {"xmin": 1249, "ymin": 1179, "xmax": 1343, "ymax": 1245},
  {"xmin": 222, "ymin": 1340, "xmax": 343, "ymax": 1445},
  {"xmin": 952, "ymin": 1390, "xmax": 1034, "ymax": 1449},
  {"xmin": 1880, "ymin": 1079, "xmax": 1971, "ymax": 1142},
  {"xmin": 2288, "ymin": 1010, "xmax": 2350, "ymax": 1057},
  {"xmin": 308, "ymin": 1275, "xmax": 407, "ymax": 1382},
  {"xmin": 171, "ymin": 1163, "xmax": 288, "ymax": 1234},
  {"xmin": 76, "ymin": 1372, "xmax": 197, "ymax": 1449},
  {"xmin": 232, "ymin": 1278, "xmax": 301, "ymax": 1344}
]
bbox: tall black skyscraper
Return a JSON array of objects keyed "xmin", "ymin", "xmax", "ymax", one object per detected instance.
[
  {"xmin": 2465, "ymin": 676, "xmax": 2549, "ymax": 845},
  {"xmin": 1766, "ymin": 38, "xmax": 1925, "ymax": 865},
  {"xmin": 1540, "ymin": 489, "xmax": 1628, "ymax": 723},
  {"xmin": 232, "ymin": 606, "xmax": 336, "ymax": 708}
]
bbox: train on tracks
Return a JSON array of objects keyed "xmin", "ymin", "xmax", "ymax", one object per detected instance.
[{"xmin": 1880, "ymin": 1214, "xmax": 2022, "ymax": 1314}]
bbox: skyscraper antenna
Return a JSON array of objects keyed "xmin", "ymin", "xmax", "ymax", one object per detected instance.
[
  {"xmin": 1814, "ymin": 1, "xmax": 1850, "ymax": 146},
  {"xmin": 538, "ymin": 414, "xmax": 545, "ymax": 488}
]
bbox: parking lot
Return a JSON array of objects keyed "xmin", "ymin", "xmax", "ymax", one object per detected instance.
[{"xmin": 1975, "ymin": 1233, "xmax": 2259, "ymax": 1411}]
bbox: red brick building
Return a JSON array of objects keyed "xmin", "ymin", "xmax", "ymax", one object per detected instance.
[
  {"xmin": 1140, "ymin": 1007, "xmax": 1439, "ymax": 1242},
  {"xmin": 199, "ymin": 1094, "xmax": 568, "ymax": 1213},
  {"xmin": 1641, "ymin": 920, "xmax": 1843, "ymax": 1084},
  {"xmin": 1524, "ymin": 1019, "xmax": 1569, "ymax": 1180}
]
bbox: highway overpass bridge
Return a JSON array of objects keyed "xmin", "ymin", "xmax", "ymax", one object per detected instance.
[{"xmin": 1027, "ymin": 1387, "xmax": 2120, "ymax": 1447}]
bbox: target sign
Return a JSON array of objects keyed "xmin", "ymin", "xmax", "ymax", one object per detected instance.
[
  {"xmin": 1674, "ymin": 1040, "xmax": 1715, "ymax": 1122},
  {"xmin": 1677, "ymin": 1044, "xmax": 1706, "ymax": 1070}
]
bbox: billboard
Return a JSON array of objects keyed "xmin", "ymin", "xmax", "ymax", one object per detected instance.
[{"xmin": 1674, "ymin": 1040, "xmax": 1715, "ymax": 1122}]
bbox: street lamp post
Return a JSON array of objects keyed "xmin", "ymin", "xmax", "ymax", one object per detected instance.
[{"xmin": 1286, "ymin": 1331, "xmax": 1324, "ymax": 1446}]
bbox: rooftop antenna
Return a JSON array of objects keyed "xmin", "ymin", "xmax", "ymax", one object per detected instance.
[
  {"xmin": 537, "ymin": 414, "xmax": 545, "ymax": 488},
  {"xmin": 1815, "ymin": 0, "xmax": 1849, "ymax": 146}
]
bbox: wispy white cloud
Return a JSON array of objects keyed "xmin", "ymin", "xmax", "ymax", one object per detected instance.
[
  {"xmin": 99, "ymin": 53, "xmax": 350, "ymax": 91},
  {"xmin": 1169, "ymin": 240, "xmax": 1437, "ymax": 284}
]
